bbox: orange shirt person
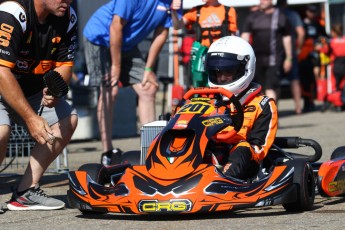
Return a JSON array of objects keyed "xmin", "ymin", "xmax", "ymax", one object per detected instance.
[{"xmin": 182, "ymin": 0, "xmax": 237, "ymax": 47}]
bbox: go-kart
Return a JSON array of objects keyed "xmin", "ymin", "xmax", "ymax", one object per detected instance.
[
  {"xmin": 314, "ymin": 146, "xmax": 345, "ymax": 197},
  {"xmin": 68, "ymin": 87, "xmax": 323, "ymax": 214}
]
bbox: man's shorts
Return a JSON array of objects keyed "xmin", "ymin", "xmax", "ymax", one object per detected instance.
[
  {"xmin": 282, "ymin": 57, "xmax": 299, "ymax": 81},
  {"xmin": 254, "ymin": 65, "xmax": 281, "ymax": 91},
  {"xmin": 0, "ymin": 91, "xmax": 77, "ymax": 128},
  {"xmin": 83, "ymin": 38, "xmax": 145, "ymax": 87}
]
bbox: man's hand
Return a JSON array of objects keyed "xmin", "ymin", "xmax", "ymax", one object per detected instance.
[
  {"xmin": 26, "ymin": 115, "xmax": 55, "ymax": 145},
  {"xmin": 142, "ymin": 70, "xmax": 159, "ymax": 88},
  {"xmin": 283, "ymin": 58, "xmax": 292, "ymax": 73},
  {"xmin": 171, "ymin": 0, "xmax": 182, "ymax": 10},
  {"xmin": 41, "ymin": 87, "xmax": 58, "ymax": 108}
]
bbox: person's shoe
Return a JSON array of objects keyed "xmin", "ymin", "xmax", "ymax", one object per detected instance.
[
  {"xmin": 101, "ymin": 148, "xmax": 123, "ymax": 166},
  {"xmin": 7, "ymin": 185, "xmax": 65, "ymax": 211},
  {"xmin": 320, "ymin": 101, "xmax": 332, "ymax": 112}
]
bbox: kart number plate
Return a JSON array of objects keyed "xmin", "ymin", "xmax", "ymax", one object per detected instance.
[{"xmin": 138, "ymin": 199, "xmax": 192, "ymax": 213}]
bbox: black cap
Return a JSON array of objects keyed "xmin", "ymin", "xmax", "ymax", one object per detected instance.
[{"xmin": 307, "ymin": 5, "xmax": 318, "ymax": 12}]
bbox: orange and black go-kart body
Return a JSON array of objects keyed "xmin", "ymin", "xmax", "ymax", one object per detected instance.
[
  {"xmin": 314, "ymin": 146, "xmax": 345, "ymax": 197},
  {"xmin": 68, "ymin": 87, "xmax": 322, "ymax": 215}
]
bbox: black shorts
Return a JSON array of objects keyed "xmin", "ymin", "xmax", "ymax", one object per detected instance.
[{"xmin": 254, "ymin": 65, "xmax": 281, "ymax": 91}]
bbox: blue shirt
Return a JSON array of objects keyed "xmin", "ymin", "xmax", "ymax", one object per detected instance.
[{"xmin": 83, "ymin": 0, "xmax": 181, "ymax": 51}]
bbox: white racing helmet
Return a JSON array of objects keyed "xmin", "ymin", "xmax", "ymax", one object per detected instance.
[{"xmin": 206, "ymin": 36, "xmax": 256, "ymax": 96}]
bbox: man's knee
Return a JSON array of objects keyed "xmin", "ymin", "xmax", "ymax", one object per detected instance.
[{"xmin": 134, "ymin": 83, "xmax": 157, "ymax": 98}]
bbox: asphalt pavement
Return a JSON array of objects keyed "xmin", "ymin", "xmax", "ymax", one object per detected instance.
[{"xmin": 1, "ymin": 96, "xmax": 345, "ymax": 230}]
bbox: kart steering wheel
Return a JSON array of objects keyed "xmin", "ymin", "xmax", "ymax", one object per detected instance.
[{"xmin": 183, "ymin": 87, "xmax": 244, "ymax": 140}]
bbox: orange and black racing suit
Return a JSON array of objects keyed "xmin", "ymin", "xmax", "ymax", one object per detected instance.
[
  {"xmin": 217, "ymin": 83, "xmax": 278, "ymax": 180},
  {"xmin": 0, "ymin": 0, "xmax": 77, "ymax": 97}
]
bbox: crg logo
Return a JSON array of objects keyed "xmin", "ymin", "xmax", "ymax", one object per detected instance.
[{"xmin": 138, "ymin": 199, "xmax": 192, "ymax": 213}]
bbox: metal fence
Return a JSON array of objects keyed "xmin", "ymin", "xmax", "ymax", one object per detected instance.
[{"xmin": 0, "ymin": 124, "xmax": 68, "ymax": 174}]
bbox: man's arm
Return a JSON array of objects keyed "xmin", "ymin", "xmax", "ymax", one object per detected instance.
[
  {"xmin": 170, "ymin": 0, "xmax": 183, "ymax": 30},
  {"xmin": 295, "ymin": 25, "xmax": 305, "ymax": 55},
  {"xmin": 109, "ymin": 15, "xmax": 126, "ymax": 86},
  {"xmin": 0, "ymin": 66, "xmax": 53, "ymax": 145},
  {"xmin": 283, "ymin": 35, "xmax": 293, "ymax": 73},
  {"xmin": 142, "ymin": 26, "xmax": 169, "ymax": 87}
]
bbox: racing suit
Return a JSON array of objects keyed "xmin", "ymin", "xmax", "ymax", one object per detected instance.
[{"xmin": 219, "ymin": 83, "xmax": 278, "ymax": 180}]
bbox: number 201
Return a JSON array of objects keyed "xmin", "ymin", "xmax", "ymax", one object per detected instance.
[{"xmin": 178, "ymin": 103, "xmax": 210, "ymax": 114}]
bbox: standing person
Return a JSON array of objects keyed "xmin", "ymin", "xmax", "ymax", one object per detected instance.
[
  {"xmin": 0, "ymin": 0, "xmax": 78, "ymax": 210},
  {"xmin": 241, "ymin": 0, "xmax": 293, "ymax": 102},
  {"xmin": 180, "ymin": 0, "xmax": 238, "ymax": 87},
  {"xmin": 277, "ymin": 0, "xmax": 305, "ymax": 114},
  {"xmin": 298, "ymin": 4, "xmax": 327, "ymax": 112},
  {"xmin": 83, "ymin": 0, "xmax": 182, "ymax": 166},
  {"xmin": 327, "ymin": 24, "xmax": 345, "ymax": 91},
  {"xmin": 204, "ymin": 36, "xmax": 278, "ymax": 180},
  {"xmin": 319, "ymin": 24, "xmax": 345, "ymax": 111}
]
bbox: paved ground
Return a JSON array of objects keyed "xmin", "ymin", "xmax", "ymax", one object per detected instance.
[{"xmin": 1, "ymin": 97, "xmax": 345, "ymax": 230}]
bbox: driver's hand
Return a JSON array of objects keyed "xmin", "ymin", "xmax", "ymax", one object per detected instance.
[{"xmin": 222, "ymin": 163, "xmax": 231, "ymax": 174}]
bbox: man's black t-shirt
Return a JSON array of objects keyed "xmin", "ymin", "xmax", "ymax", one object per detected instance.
[
  {"xmin": 0, "ymin": 0, "xmax": 77, "ymax": 96},
  {"xmin": 242, "ymin": 8, "xmax": 290, "ymax": 67}
]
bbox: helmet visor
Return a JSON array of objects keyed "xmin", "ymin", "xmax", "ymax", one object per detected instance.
[{"xmin": 206, "ymin": 52, "xmax": 249, "ymax": 85}]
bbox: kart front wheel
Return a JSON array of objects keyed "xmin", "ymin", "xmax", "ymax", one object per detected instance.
[{"xmin": 283, "ymin": 159, "xmax": 315, "ymax": 212}]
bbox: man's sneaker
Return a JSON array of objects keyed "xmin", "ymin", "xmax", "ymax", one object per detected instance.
[
  {"xmin": 101, "ymin": 148, "xmax": 122, "ymax": 166},
  {"xmin": 7, "ymin": 185, "xmax": 65, "ymax": 211}
]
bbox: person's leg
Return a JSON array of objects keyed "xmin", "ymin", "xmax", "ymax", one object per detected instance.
[
  {"xmin": 0, "ymin": 101, "xmax": 12, "ymax": 164},
  {"xmin": 223, "ymin": 146, "xmax": 259, "ymax": 180},
  {"xmin": 291, "ymin": 79, "xmax": 302, "ymax": 114},
  {"xmin": 289, "ymin": 58, "xmax": 302, "ymax": 114},
  {"xmin": 133, "ymin": 83, "xmax": 157, "ymax": 125},
  {"xmin": 7, "ymin": 94, "xmax": 77, "ymax": 210},
  {"xmin": 123, "ymin": 47, "xmax": 158, "ymax": 125},
  {"xmin": 97, "ymin": 84, "xmax": 118, "ymax": 152},
  {"xmin": 83, "ymin": 38, "xmax": 116, "ymax": 153},
  {"xmin": 17, "ymin": 114, "xmax": 77, "ymax": 191},
  {"xmin": 265, "ymin": 66, "xmax": 281, "ymax": 102},
  {"xmin": 0, "ymin": 125, "xmax": 10, "ymax": 164}
]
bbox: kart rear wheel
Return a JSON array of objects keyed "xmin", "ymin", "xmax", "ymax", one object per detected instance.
[
  {"xmin": 330, "ymin": 146, "xmax": 345, "ymax": 160},
  {"xmin": 77, "ymin": 164, "xmax": 108, "ymax": 214},
  {"xmin": 283, "ymin": 160, "xmax": 315, "ymax": 212}
]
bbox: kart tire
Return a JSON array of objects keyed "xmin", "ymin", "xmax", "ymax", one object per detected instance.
[
  {"xmin": 330, "ymin": 146, "xmax": 345, "ymax": 160},
  {"xmin": 121, "ymin": 150, "xmax": 141, "ymax": 165},
  {"xmin": 77, "ymin": 163, "xmax": 108, "ymax": 214},
  {"xmin": 283, "ymin": 159, "xmax": 315, "ymax": 212},
  {"xmin": 78, "ymin": 163, "xmax": 108, "ymax": 185}
]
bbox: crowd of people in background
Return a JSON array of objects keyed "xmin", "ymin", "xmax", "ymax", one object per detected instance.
[{"xmin": 178, "ymin": 0, "xmax": 344, "ymax": 114}]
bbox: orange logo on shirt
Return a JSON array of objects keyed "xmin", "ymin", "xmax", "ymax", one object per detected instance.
[{"xmin": 0, "ymin": 23, "xmax": 14, "ymax": 47}]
